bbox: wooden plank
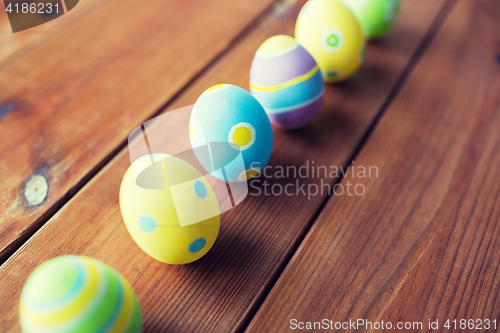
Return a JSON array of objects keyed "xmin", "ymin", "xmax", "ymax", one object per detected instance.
[
  {"xmin": 246, "ymin": 0, "xmax": 500, "ymax": 331},
  {"xmin": 0, "ymin": 0, "xmax": 449, "ymax": 331},
  {"xmin": 0, "ymin": 0, "xmax": 107, "ymax": 71},
  {"xmin": 0, "ymin": 0, "xmax": 279, "ymax": 263}
]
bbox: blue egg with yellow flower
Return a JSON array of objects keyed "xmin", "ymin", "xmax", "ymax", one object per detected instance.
[{"xmin": 189, "ymin": 84, "xmax": 273, "ymax": 182}]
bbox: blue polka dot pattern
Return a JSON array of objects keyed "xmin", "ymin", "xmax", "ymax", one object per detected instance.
[
  {"xmin": 138, "ymin": 215, "xmax": 157, "ymax": 233},
  {"xmin": 194, "ymin": 180, "xmax": 207, "ymax": 199},
  {"xmin": 189, "ymin": 238, "xmax": 207, "ymax": 253}
]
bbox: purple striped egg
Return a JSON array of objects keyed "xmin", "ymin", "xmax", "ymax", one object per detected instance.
[{"xmin": 250, "ymin": 35, "xmax": 325, "ymax": 129}]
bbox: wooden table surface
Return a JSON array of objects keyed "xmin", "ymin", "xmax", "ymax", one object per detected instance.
[{"xmin": 0, "ymin": 0, "xmax": 499, "ymax": 332}]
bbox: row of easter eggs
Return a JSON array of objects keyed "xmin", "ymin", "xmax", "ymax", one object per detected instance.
[
  {"xmin": 19, "ymin": 1, "xmax": 400, "ymax": 332},
  {"xmin": 118, "ymin": 0, "xmax": 402, "ymax": 267},
  {"xmin": 254, "ymin": 0, "xmax": 401, "ymax": 129}
]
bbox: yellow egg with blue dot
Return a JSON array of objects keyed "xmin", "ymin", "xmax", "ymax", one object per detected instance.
[
  {"xmin": 189, "ymin": 84, "xmax": 273, "ymax": 181},
  {"xmin": 295, "ymin": 0, "xmax": 366, "ymax": 83},
  {"xmin": 20, "ymin": 255, "xmax": 142, "ymax": 333},
  {"xmin": 119, "ymin": 154, "xmax": 220, "ymax": 265},
  {"xmin": 250, "ymin": 35, "xmax": 325, "ymax": 129}
]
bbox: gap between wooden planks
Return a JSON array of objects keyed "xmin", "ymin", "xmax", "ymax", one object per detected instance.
[
  {"xmin": 246, "ymin": 0, "xmax": 500, "ymax": 331},
  {"xmin": 0, "ymin": 0, "xmax": 280, "ymax": 264},
  {"xmin": 0, "ymin": 0, "xmax": 451, "ymax": 332}
]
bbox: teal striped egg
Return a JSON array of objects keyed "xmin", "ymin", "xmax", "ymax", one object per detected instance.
[
  {"xmin": 20, "ymin": 255, "xmax": 142, "ymax": 333},
  {"xmin": 250, "ymin": 35, "xmax": 325, "ymax": 129}
]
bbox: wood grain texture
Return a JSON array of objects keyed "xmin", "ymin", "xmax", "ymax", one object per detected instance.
[
  {"xmin": 246, "ymin": 0, "xmax": 500, "ymax": 331},
  {"xmin": 0, "ymin": 0, "xmax": 278, "ymax": 263},
  {"xmin": 0, "ymin": 0, "xmax": 108, "ymax": 71},
  {"xmin": 0, "ymin": 0, "xmax": 450, "ymax": 331}
]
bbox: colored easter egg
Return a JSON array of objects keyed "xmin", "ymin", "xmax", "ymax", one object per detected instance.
[
  {"xmin": 295, "ymin": 0, "xmax": 366, "ymax": 83},
  {"xmin": 189, "ymin": 84, "xmax": 273, "ymax": 181},
  {"xmin": 20, "ymin": 255, "xmax": 142, "ymax": 333},
  {"xmin": 249, "ymin": 35, "xmax": 325, "ymax": 129},
  {"xmin": 341, "ymin": 0, "xmax": 400, "ymax": 39},
  {"xmin": 120, "ymin": 154, "xmax": 220, "ymax": 264}
]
